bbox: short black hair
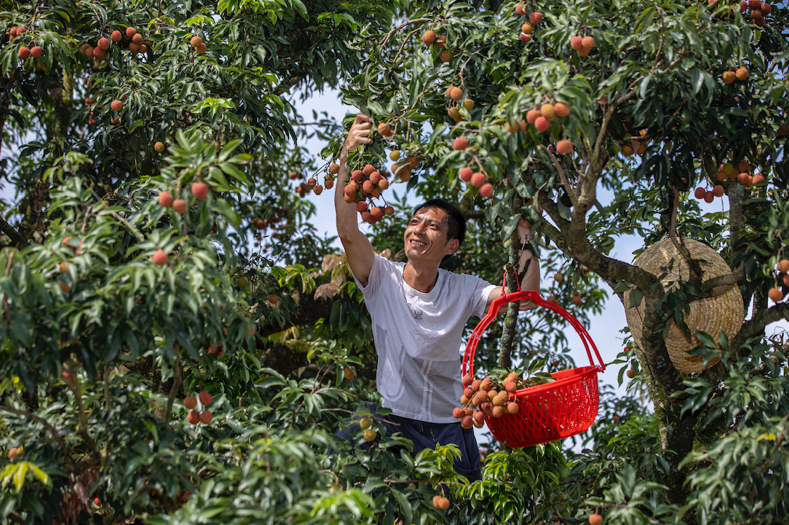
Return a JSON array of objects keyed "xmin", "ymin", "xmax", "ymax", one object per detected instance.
[{"xmin": 411, "ymin": 199, "xmax": 466, "ymax": 260}]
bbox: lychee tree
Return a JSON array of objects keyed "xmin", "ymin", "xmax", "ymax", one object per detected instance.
[
  {"xmin": 329, "ymin": 0, "xmax": 789, "ymax": 521},
  {"xmin": 1, "ymin": 0, "xmax": 788, "ymax": 524}
]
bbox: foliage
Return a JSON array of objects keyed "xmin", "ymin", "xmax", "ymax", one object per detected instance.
[{"xmin": 1, "ymin": 0, "xmax": 788, "ymax": 523}]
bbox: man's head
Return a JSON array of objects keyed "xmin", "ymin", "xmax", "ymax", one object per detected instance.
[{"xmin": 404, "ymin": 199, "xmax": 466, "ymax": 265}]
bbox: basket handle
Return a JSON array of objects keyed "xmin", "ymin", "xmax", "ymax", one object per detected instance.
[{"xmin": 462, "ymin": 270, "xmax": 605, "ymax": 379}]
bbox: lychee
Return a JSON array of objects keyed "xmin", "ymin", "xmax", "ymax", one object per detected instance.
[
  {"xmin": 535, "ymin": 116, "xmax": 550, "ymax": 132},
  {"xmin": 187, "ymin": 410, "xmax": 200, "ymax": 424},
  {"xmin": 470, "ymin": 172, "xmax": 486, "ymax": 188},
  {"xmin": 184, "ymin": 396, "xmax": 197, "ymax": 409},
  {"xmin": 199, "ymin": 410, "xmax": 212, "ymax": 424},
  {"xmin": 422, "ymin": 30, "xmax": 437, "ymax": 46},
  {"xmin": 111, "ymin": 30, "xmax": 122, "ymax": 43},
  {"xmin": 453, "ymin": 137, "xmax": 469, "ymax": 150},
  {"xmin": 191, "ymin": 182, "xmax": 209, "ymax": 200},
  {"xmin": 111, "ymin": 100, "xmax": 123, "ymax": 112},
  {"xmin": 152, "ymin": 249, "xmax": 168, "ymax": 266},
  {"xmin": 172, "ymin": 199, "xmax": 187, "ymax": 214},
  {"xmin": 556, "ymin": 140, "xmax": 573, "ymax": 154}
]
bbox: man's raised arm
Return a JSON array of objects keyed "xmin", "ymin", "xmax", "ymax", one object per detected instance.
[{"xmin": 335, "ymin": 113, "xmax": 376, "ymax": 288}]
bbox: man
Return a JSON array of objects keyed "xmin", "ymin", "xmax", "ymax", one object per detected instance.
[{"xmin": 335, "ymin": 113, "xmax": 540, "ymax": 481}]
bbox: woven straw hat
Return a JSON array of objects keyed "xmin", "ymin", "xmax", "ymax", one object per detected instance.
[{"xmin": 624, "ymin": 237, "xmax": 744, "ymax": 373}]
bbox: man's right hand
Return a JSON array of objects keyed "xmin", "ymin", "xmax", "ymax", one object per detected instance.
[{"xmin": 343, "ymin": 113, "xmax": 373, "ymax": 153}]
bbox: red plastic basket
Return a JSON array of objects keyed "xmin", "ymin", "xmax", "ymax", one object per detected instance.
[{"xmin": 462, "ymin": 273, "xmax": 605, "ymax": 449}]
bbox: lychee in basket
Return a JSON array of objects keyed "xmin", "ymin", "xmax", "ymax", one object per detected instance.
[{"xmin": 461, "ymin": 275, "xmax": 605, "ymax": 449}]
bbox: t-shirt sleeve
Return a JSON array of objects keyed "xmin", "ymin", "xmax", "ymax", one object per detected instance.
[
  {"xmin": 352, "ymin": 254, "xmax": 390, "ymax": 300},
  {"xmin": 467, "ymin": 275, "xmax": 499, "ymax": 319}
]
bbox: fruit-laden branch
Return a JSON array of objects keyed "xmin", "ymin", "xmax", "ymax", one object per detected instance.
[
  {"xmin": 0, "ymin": 404, "xmax": 76, "ymax": 471},
  {"xmin": 0, "ymin": 215, "xmax": 26, "ymax": 247},
  {"xmin": 258, "ymin": 291, "xmax": 340, "ymax": 338},
  {"xmin": 379, "ymin": 18, "xmax": 432, "ymax": 47}
]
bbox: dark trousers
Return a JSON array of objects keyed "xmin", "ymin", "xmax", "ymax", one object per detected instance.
[{"xmin": 336, "ymin": 403, "xmax": 482, "ymax": 482}]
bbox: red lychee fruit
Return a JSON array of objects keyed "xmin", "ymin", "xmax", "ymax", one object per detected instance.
[
  {"xmin": 30, "ymin": 46, "xmax": 42, "ymax": 58},
  {"xmin": 191, "ymin": 182, "xmax": 209, "ymax": 200},
  {"xmin": 461, "ymin": 415, "xmax": 473, "ymax": 429},
  {"xmin": 172, "ymin": 199, "xmax": 187, "ymax": 214},
  {"xmin": 422, "ymin": 30, "xmax": 437, "ymax": 46},
  {"xmin": 453, "ymin": 137, "xmax": 469, "ymax": 150},
  {"xmin": 470, "ymin": 172, "xmax": 486, "ymax": 188},
  {"xmin": 534, "ymin": 116, "xmax": 550, "ymax": 132},
  {"xmin": 516, "ymin": 3, "xmax": 527, "ymax": 15},
  {"xmin": 199, "ymin": 391, "xmax": 212, "ymax": 406},
  {"xmin": 589, "ymin": 513, "xmax": 603, "ymax": 525},
  {"xmin": 556, "ymin": 140, "xmax": 573, "ymax": 154},
  {"xmin": 190, "ymin": 36, "xmax": 203, "ymax": 48},
  {"xmin": 571, "ymin": 36, "xmax": 583, "ymax": 50},
  {"xmin": 769, "ymin": 288, "xmax": 783, "ymax": 302},
  {"xmin": 184, "ymin": 396, "xmax": 197, "ymax": 409},
  {"xmin": 111, "ymin": 30, "xmax": 122, "ymax": 43},
  {"xmin": 530, "ymin": 12, "xmax": 542, "ymax": 24},
  {"xmin": 459, "ymin": 167, "xmax": 473, "ymax": 182},
  {"xmin": 480, "ymin": 183, "xmax": 493, "ymax": 198},
  {"xmin": 111, "ymin": 100, "xmax": 123, "ymax": 112},
  {"xmin": 126, "ymin": 27, "xmax": 137, "ymax": 38},
  {"xmin": 694, "ymin": 187, "xmax": 706, "ymax": 199},
  {"xmin": 199, "ymin": 410, "xmax": 212, "ymax": 424},
  {"xmin": 362, "ymin": 164, "xmax": 375, "ymax": 176},
  {"xmin": 18, "ymin": 47, "xmax": 31, "ymax": 59},
  {"xmin": 152, "ymin": 249, "xmax": 168, "ymax": 266},
  {"xmin": 98, "ymin": 38, "xmax": 110, "ymax": 51},
  {"xmin": 187, "ymin": 410, "xmax": 200, "ymax": 424},
  {"xmin": 453, "ymin": 407, "xmax": 464, "ymax": 418},
  {"xmin": 554, "ymin": 102, "xmax": 570, "ymax": 117}
]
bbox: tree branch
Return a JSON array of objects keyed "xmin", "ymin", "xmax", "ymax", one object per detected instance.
[{"xmin": 0, "ymin": 215, "xmax": 26, "ymax": 247}]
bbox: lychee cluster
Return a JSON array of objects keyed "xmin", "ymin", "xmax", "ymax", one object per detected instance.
[
  {"xmin": 739, "ymin": 0, "xmax": 771, "ymax": 26},
  {"xmin": 514, "ymin": 4, "xmax": 543, "ymax": 44},
  {"xmin": 79, "ymin": 27, "xmax": 148, "ymax": 60},
  {"xmin": 344, "ymin": 164, "xmax": 395, "ymax": 225},
  {"xmin": 184, "ymin": 391, "xmax": 213, "ymax": 425},
  {"xmin": 570, "ymin": 35, "xmax": 595, "ymax": 56},
  {"xmin": 769, "ymin": 258, "xmax": 789, "ymax": 303},
  {"xmin": 445, "ymin": 87, "xmax": 475, "ymax": 122},
  {"xmin": 189, "ymin": 34, "xmax": 207, "ymax": 54},
  {"xmin": 421, "ymin": 28, "xmax": 451, "ymax": 62},
  {"xmin": 11, "ymin": 26, "xmax": 44, "ymax": 60},
  {"xmin": 156, "ymin": 181, "xmax": 211, "ymax": 233},
  {"xmin": 454, "ymin": 372, "xmax": 524, "ymax": 429},
  {"xmin": 458, "ymin": 166, "xmax": 494, "ymax": 198},
  {"xmin": 713, "ymin": 160, "xmax": 764, "ymax": 188},
  {"xmin": 291, "ymin": 169, "xmax": 329, "ymax": 197},
  {"xmin": 721, "ymin": 67, "xmax": 749, "ymax": 85},
  {"xmin": 519, "ymin": 101, "xmax": 572, "ymax": 134}
]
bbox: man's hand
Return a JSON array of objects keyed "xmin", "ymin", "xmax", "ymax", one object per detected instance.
[{"xmin": 344, "ymin": 113, "xmax": 373, "ymax": 153}]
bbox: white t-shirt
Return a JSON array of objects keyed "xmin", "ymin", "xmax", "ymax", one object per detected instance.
[{"xmin": 353, "ymin": 255, "xmax": 498, "ymax": 423}]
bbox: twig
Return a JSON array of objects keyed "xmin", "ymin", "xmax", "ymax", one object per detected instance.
[
  {"xmin": 379, "ymin": 18, "xmax": 432, "ymax": 48},
  {"xmin": 90, "ymin": 189, "xmax": 145, "ymax": 242},
  {"xmin": 538, "ymin": 145, "xmax": 578, "ymax": 207}
]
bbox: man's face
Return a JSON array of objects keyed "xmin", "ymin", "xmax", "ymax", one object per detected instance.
[{"xmin": 404, "ymin": 207, "xmax": 459, "ymax": 265}]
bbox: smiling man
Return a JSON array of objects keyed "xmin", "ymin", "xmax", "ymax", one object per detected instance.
[{"xmin": 335, "ymin": 113, "xmax": 540, "ymax": 481}]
